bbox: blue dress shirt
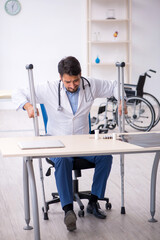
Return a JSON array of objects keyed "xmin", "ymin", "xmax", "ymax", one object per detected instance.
[{"xmin": 65, "ymin": 87, "xmax": 80, "ymax": 115}]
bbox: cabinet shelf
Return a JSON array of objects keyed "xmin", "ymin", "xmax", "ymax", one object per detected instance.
[
  {"xmin": 87, "ymin": 0, "xmax": 132, "ymax": 82},
  {"xmin": 90, "ymin": 19, "xmax": 130, "ymax": 22},
  {"xmin": 90, "ymin": 62, "xmax": 130, "ymax": 66},
  {"xmin": 90, "ymin": 41, "xmax": 130, "ymax": 44}
]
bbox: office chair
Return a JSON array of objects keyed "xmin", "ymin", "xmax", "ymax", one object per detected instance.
[{"xmin": 40, "ymin": 104, "xmax": 112, "ymax": 218}]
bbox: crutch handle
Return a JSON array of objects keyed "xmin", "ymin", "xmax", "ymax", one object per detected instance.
[
  {"xmin": 149, "ymin": 69, "xmax": 156, "ymax": 73},
  {"xmin": 26, "ymin": 64, "xmax": 33, "ymax": 70},
  {"xmin": 116, "ymin": 62, "xmax": 125, "ymax": 67}
]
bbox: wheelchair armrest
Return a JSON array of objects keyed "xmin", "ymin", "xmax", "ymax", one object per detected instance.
[
  {"xmin": 124, "ymin": 87, "xmax": 132, "ymax": 90},
  {"xmin": 107, "ymin": 96, "xmax": 117, "ymax": 102},
  {"xmin": 125, "ymin": 89, "xmax": 136, "ymax": 98},
  {"xmin": 124, "ymin": 83, "xmax": 137, "ymax": 88}
]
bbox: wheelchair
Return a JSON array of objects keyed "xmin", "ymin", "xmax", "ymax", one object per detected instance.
[
  {"xmin": 91, "ymin": 97, "xmax": 117, "ymax": 133},
  {"xmin": 91, "ymin": 69, "xmax": 160, "ymax": 132}
]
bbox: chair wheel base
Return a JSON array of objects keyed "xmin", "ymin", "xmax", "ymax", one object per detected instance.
[
  {"xmin": 78, "ymin": 210, "xmax": 85, "ymax": 217},
  {"xmin": 23, "ymin": 225, "xmax": 33, "ymax": 230},
  {"xmin": 106, "ymin": 202, "xmax": 112, "ymax": 210},
  {"xmin": 148, "ymin": 217, "xmax": 158, "ymax": 223}
]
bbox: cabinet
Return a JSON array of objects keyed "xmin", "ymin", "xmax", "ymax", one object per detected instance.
[{"xmin": 87, "ymin": 0, "xmax": 131, "ymax": 83}]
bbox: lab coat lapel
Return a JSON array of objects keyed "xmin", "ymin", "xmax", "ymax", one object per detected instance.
[
  {"xmin": 60, "ymin": 83, "xmax": 73, "ymax": 114},
  {"xmin": 77, "ymin": 79, "xmax": 85, "ymax": 112}
]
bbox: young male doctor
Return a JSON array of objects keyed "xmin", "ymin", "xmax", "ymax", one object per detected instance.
[{"xmin": 12, "ymin": 56, "xmax": 126, "ymax": 232}]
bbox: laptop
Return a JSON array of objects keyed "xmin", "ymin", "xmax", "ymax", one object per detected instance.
[{"xmin": 18, "ymin": 139, "xmax": 65, "ymax": 150}]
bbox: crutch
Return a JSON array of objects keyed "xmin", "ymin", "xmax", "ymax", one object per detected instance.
[
  {"xmin": 26, "ymin": 64, "xmax": 48, "ymax": 220},
  {"xmin": 116, "ymin": 61, "xmax": 126, "ymax": 214}
]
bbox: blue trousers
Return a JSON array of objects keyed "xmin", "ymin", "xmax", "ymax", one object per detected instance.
[{"xmin": 51, "ymin": 155, "xmax": 112, "ymax": 208}]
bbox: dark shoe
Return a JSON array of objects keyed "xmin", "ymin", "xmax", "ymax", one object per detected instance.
[
  {"xmin": 64, "ymin": 210, "xmax": 77, "ymax": 231},
  {"xmin": 87, "ymin": 202, "xmax": 106, "ymax": 219}
]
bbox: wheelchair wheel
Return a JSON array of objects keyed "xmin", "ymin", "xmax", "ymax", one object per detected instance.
[
  {"xmin": 97, "ymin": 124, "xmax": 108, "ymax": 133},
  {"xmin": 125, "ymin": 96, "xmax": 155, "ymax": 131},
  {"xmin": 143, "ymin": 92, "xmax": 160, "ymax": 127},
  {"xmin": 107, "ymin": 119, "xmax": 117, "ymax": 130}
]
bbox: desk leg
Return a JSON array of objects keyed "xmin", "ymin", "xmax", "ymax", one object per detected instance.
[
  {"xmin": 148, "ymin": 151, "xmax": 160, "ymax": 223},
  {"xmin": 23, "ymin": 157, "xmax": 33, "ymax": 230},
  {"xmin": 27, "ymin": 157, "xmax": 41, "ymax": 240},
  {"xmin": 120, "ymin": 154, "xmax": 126, "ymax": 214}
]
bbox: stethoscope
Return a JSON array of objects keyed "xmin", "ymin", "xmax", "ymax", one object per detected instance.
[{"xmin": 57, "ymin": 76, "xmax": 93, "ymax": 111}]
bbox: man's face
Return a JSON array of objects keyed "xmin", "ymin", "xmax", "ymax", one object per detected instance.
[{"xmin": 61, "ymin": 73, "xmax": 81, "ymax": 93}]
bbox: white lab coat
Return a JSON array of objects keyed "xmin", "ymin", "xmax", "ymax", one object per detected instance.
[{"xmin": 12, "ymin": 78, "xmax": 118, "ymax": 136}]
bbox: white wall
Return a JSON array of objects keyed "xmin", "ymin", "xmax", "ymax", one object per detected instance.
[
  {"xmin": 132, "ymin": 0, "xmax": 160, "ymax": 100},
  {"xmin": 0, "ymin": 0, "xmax": 160, "ymax": 109},
  {"xmin": 0, "ymin": 0, "xmax": 87, "ymax": 109}
]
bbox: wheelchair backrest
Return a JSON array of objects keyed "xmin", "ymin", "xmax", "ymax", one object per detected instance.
[{"xmin": 136, "ymin": 75, "xmax": 145, "ymax": 97}]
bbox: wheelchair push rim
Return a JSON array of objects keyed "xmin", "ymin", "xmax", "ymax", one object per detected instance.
[{"xmin": 125, "ymin": 96, "xmax": 155, "ymax": 131}]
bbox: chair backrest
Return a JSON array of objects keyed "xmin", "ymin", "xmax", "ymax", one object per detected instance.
[
  {"xmin": 40, "ymin": 104, "xmax": 92, "ymax": 134},
  {"xmin": 40, "ymin": 104, "xmax": 48, "ymax": 133}
]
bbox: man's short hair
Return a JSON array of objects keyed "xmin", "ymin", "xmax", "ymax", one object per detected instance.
[{"xmin": 58, "ymin": 56, "xmax": 81, "ymax": 76}]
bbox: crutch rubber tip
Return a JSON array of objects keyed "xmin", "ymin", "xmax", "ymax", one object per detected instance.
[
  {"xmin": 44, "ymin": 212, "xmax": 49, "ymax": 220},
  {"xmin": 121, "ymin": 206, "xmax": 126, "ymax": 214},
  {"xmin": 26, "ymin": 64, "xmax": 33, "ymax": 70},
  {"xmin": 115, "ymin": 62, "xmax": 125, "ymax": 67}
]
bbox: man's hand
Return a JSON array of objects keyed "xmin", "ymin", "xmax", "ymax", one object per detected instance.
[
  {"xmin": 23, "ymin": 102, "xmax": 39, "ymax": 118},
  {"xmin": 118, "ymin": 100, "xmax": 128, "ymax": 116}
]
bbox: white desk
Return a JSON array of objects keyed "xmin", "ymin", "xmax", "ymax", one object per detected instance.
[
  {"xmin": 0, "ymin": 133, "xmax": 160, "ymax": 240},
  {"xmin": 0, "ymin": 90, "xmax": 12, "ymax": 99},
  {"xmin": 0, "ymin": 90, "xmax": 12, "ymax": 109}
]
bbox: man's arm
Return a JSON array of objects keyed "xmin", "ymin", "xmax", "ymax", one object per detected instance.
[
  {"xmin": 23, "ymin": 102, "xmax": 39, "ymax": 118},
  {"xmin": 118, "ymin": 100, "xmax": 128, "ymax": 116},
  {"xmin": 12, "ymin": 82, "xmax": 50, "ymax": 112},
  {"xmin": 90, "ymin": 78, "xmax": 118, "ymax": 99},
  {"xmin": 12, "ymin": 87, "xmax": 31, "ymax": 111},
  {"xmin": 90, "ymin": 78, "xmax": 127, "ymax": 115}
]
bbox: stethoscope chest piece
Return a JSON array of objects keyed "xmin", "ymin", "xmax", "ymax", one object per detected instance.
[{"xmin": 57, "ymin": 106, "xmax": 63, "ymax": 111}]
